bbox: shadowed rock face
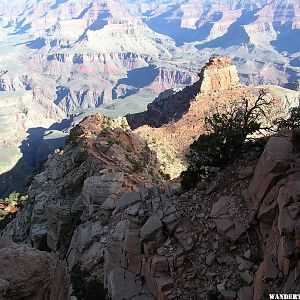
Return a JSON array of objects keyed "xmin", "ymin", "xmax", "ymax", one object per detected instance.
[{"xmin": 248, "ymin": 134, "xmax": 300, "ymax": 299}]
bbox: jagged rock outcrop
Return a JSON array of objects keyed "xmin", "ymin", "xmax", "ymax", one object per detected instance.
[
  {"xmin": 249, "ymin": 133, "xmax": 300, "ymax": 299},
  {"xmin": 0, "ymin": 238, "xmax": 70, "ymax": 300},
  {"xmin": 198, "ymin": 57, "xmax": 240, "ymax": 93},
  {"xmin": 104, "ymin": 183, "xmax": 193, "ymax": 299},
  {"xmin": 2, "ymin": 114, "xmax": 163, "ymax": 247}
]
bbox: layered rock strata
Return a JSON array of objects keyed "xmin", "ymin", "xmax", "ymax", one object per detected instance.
[{"xmin": 198, "ymin": 56, "xmax": 240, "ymax": 93}]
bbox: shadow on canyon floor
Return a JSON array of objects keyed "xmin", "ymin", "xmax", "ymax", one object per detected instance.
[{"xmin": 0, "ymin": 117, "xmax": 74, "ymax": 199}]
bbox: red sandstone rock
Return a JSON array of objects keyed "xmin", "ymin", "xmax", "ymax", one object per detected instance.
[
  {"xmin": 250, "ymin": 135, "xmax": 300, "ymax": 299},
  {"xmin": 249, "ymin": 136, "xmax": 293, "ymax": 208}
]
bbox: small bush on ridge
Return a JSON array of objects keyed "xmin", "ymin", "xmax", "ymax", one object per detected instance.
[{"xmin": 181, "ymin": 90, "xmax": 270, "ymax": 190}]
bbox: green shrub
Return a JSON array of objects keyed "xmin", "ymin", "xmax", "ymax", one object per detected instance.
[
  {"xmin": 131, "ymin": 159, "xmax": 144, "ymax": 173},
  {"xmin": 68, "ymin": 126, "xmax": 83, "ymax": 145},
  {"xmin": 0, "ymin": 192, "xmax": 28, "ymax": 230},
  {"xmin": 0, "ymin": 192, "xmax": 28, "ymax": 206},
  {"xmin": 181, "ymin": 169, "xmax": 199, "ymax": 190},
  {"xmin": 0, "ymin": 210, "xmax": 8, "ymax": 218},
  {"xmin": 70, "ymin": 264, "xmax": 107, "ymax": 300},
  {"xmin": 125, "ymin": 152, "xmax": 144, "ymax": 173},
  {"xmin": 181, "ymin": 90, "xmax": 269, "ymax": 190},
  {"xmin": 277, "ymin": 107, "xmax": 300, "ymax": 129},
  {"xmin": 103, "ymin": 116, "xmax": 113, "ymax": 127},
  {"xmin": 0, "ymin": 211, "xmax": 16, "ymax": 230},
  {"xmin": 97, "ymin": 128, "xmax": 109, "ymax": 137},
  {"xmin": 160, "ymin": 171, "xmax": 171, "ymax": 181},
  {"xmin": 73, "ymin": 151, "xmax": 88, "ymax": 166},
  {"xmin": 141, "ymin": 145, "xmax": 151, "ymax": 166},
  {"xmin": 107, "ymin": 137, "xmax": 121, "ymax": 146}
]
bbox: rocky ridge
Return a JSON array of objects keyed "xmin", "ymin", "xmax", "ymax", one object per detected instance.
[{"xmin": 127, "ymin": 57, "xmax": 300, "ymax": 179}]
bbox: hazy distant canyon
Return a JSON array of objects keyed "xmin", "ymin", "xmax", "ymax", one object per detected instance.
[{"xmin": 0, "ymin": 0, "xmax": 299, "ymax": 196}]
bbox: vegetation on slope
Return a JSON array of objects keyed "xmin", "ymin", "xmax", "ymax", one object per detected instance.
[
  {"xmin": 278, "ymin": 107, "xmax": 300, "ymax": 151},
  {"xmin": 181, "ymin": 90, "xmax": 271, "ymax": 190},
  {"xmin": 0, "ymin": 192, "xmax": 28, "ymax": 230}
]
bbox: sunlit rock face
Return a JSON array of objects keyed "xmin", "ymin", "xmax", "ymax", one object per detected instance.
[{"xmin": 199, "ymin": 57, "xmax": 240, "ymax": 93}]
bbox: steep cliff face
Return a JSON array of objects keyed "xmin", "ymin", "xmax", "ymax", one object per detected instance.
[{"xmin": 139, "ymin": 0, "xmax": 300, "ymax": 86}]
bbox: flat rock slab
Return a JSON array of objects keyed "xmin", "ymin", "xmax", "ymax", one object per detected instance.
[
  {"xmin": 140, "ymin": 215, "xmax": 162, "ymax": 241},
  {"xmin": 210, "ymin": 196, "xmax": 249, "ymax": 241},
  {"xmin": 116, "ymin": 192, "xmax": 141, "ymax": 211}
]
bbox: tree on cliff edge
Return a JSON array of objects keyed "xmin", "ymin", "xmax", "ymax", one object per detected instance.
[{"xmin": 181, "ymin": 90, "xmax": 270, "ymax": 190}]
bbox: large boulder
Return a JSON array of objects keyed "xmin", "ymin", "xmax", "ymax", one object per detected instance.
[
  {"xmin": 82, "ymin": 172, "xmax": 124, "ymax": 216},
  {"xmin": 249, "ymin": 134, "xmax": 300, "ymax": 299},
  {"xmin": 210, "ymin": 195, "xmax": 253, "ymax": 241},
  {"xmin": 0, "ymin": 238, "xmax": 70, "ymax": 300},
  {"xmin": 67, "ymin": 221, "xmax": 105, "ymax": 271},
  {"xmin": 108, "ymin": 267, "xmax": 155, "ymax": 300}
]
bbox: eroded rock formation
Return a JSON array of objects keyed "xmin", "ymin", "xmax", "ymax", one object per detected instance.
[{"xmin": 198, "ymin": 56, "xmax": 240, "ymax": 93}]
